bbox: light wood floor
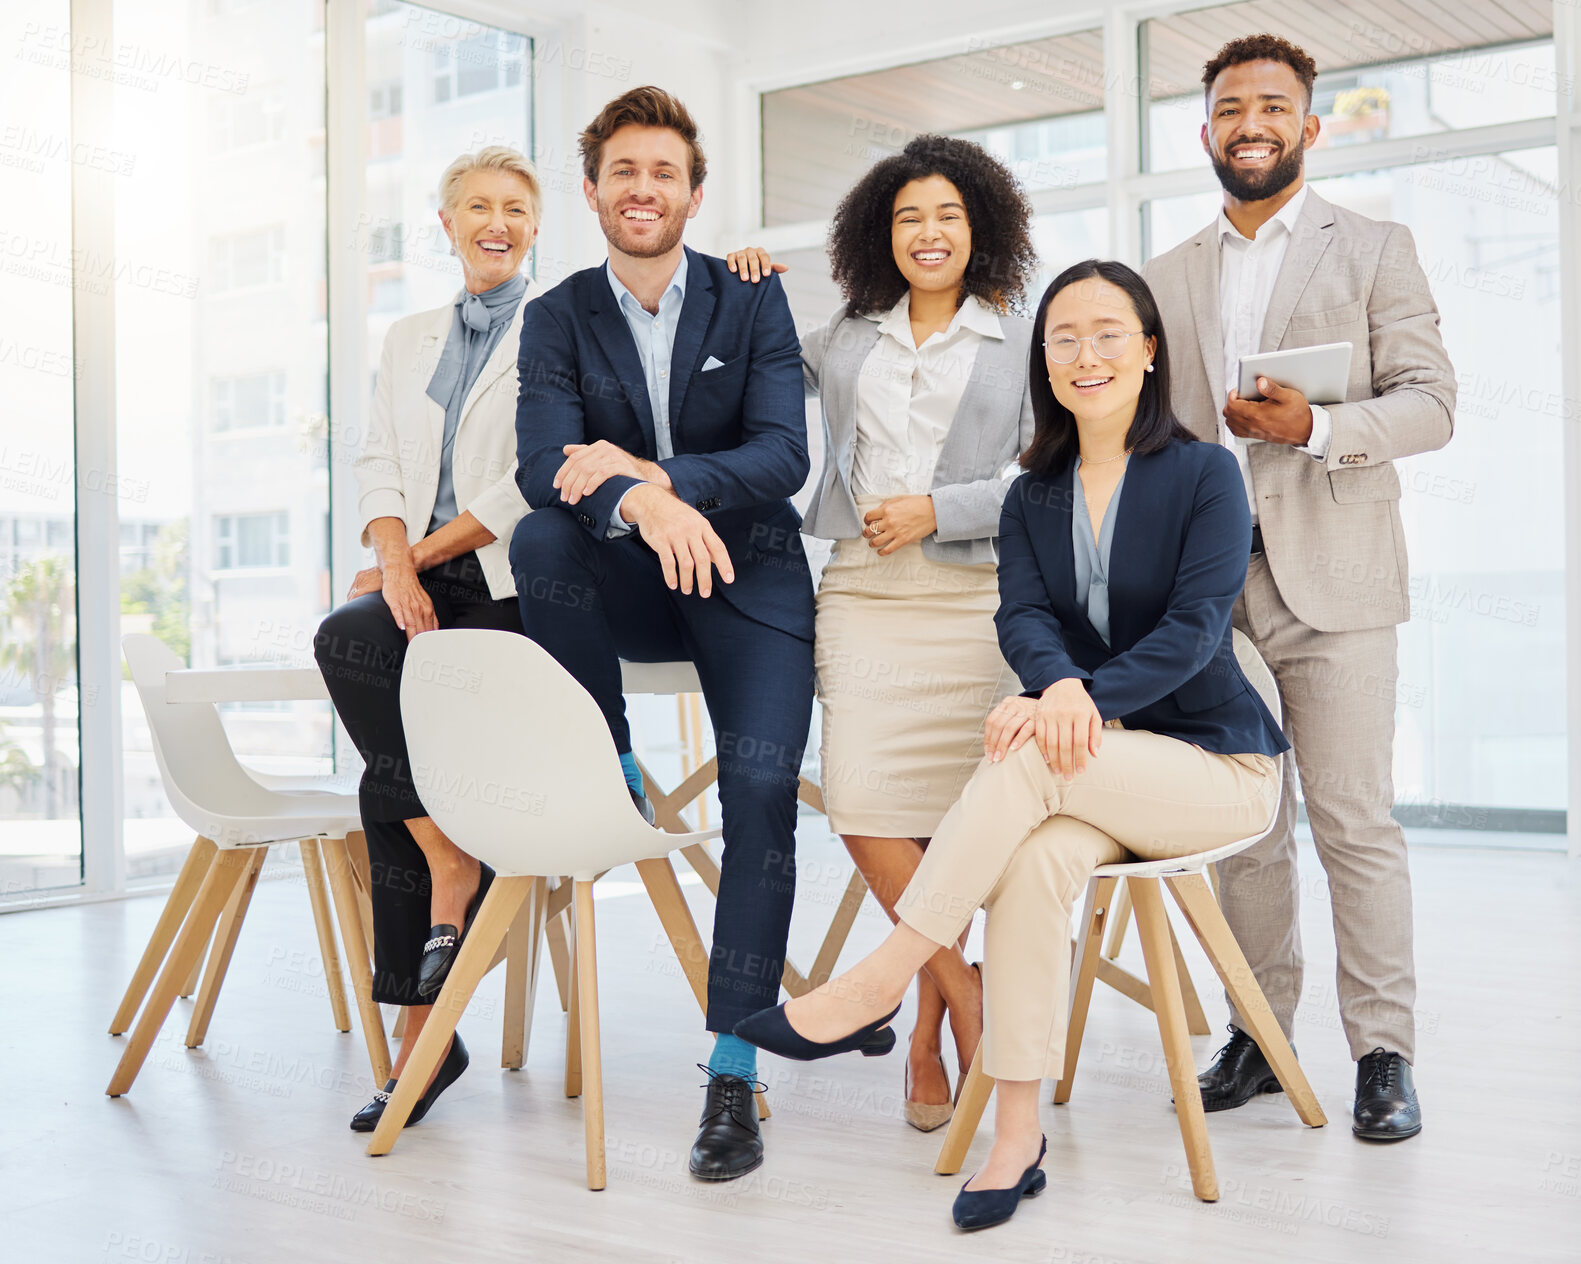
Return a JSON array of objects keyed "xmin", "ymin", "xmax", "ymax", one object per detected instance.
[{"xmin": 4, "ymin": 830, "xmax": 1579, "ymax": 1263}]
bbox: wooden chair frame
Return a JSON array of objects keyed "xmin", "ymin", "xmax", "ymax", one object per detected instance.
[{"xmin": 934, "ymin": 871, "xmax": 1326, "ymax": 1202}]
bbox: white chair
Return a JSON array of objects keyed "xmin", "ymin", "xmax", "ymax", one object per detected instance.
[
  {"xmin": 107, "ymin": 635, "xmax": 390, "ymax": 1097},
  {"xmin": 936, "ymin": 630, "xmax": 1327, "ymax": 1202},
  {"xmin": 364, "ymin": 629, "xmax": 733, "ymax": 1189}
]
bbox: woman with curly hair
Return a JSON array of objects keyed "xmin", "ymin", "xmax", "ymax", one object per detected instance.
[{"xmin": 728, "ymin": 134, "xmax": 1038, "ymax": 1132}]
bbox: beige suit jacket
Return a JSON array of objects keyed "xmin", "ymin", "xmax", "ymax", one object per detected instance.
[{"xmin": 1143, "ymin": 189, "xmax": 1454, "ymax": 632}]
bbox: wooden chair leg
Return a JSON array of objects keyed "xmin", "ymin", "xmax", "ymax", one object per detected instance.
[
  {"xmin": 110, "ymin": 836, "xmax": 216, "ymax": 1034},
  {"xmin": 1055, "ymin": 875, "xmax": 1117, "ymax": 1104},
  {"xmin": 345, "ymin": 829, "xmax": 377, "ymax": 955},
  {"xmin": 545, "ymin": 886, "xmax": 573, "ymax": 1013},
  {"xmin": 1169, "ymin": 914, "xmax": 1212, "ymax": 1038},
  {"xmin": 366, "ymin": 877, "xmax": 531, "ymax": 1157},
  {"xmin": 1207, "ymin": 861, "xmax": 1221, "ymax": 903},
  {"xmin": 300, "ymin": 838, "xmax": 352, "ymax": 1033},
  {"xmin": 803, "ymin": 869, "xmax": 868, "ymax": 993},
  {"xmin": 320, "ymin": 836, "xmax": 392, "ymax": 1085},
  {"xmin": 1167, "ymin": 873, "xmax": 1326, "ymax": 1128},
  {"xmin": 179, "ymin": 917, "xmax": 215, "ymax": 999},
  {"xmin": 565, "ymin": 892, "xmax": 582, "ymax": 1100},
  {"xmin": 573, "ymin": 880, "xmax": 607, "ymax": 1190},
  {"xmin": 107, "ymin": 849, "xmax": 253, "ymax": 1096},
  {"xmin": 1103, "ymin": 877, "xmax": 1132, "ymax": 960},
  {"xmin": 934, "ymin": 1041, "xmax": 992, "ymax": 1174},
  {"xmin": 1131, "ymin": 878, "xmax": 1217, "ymax": 1202},
  {"xmin": 502, "ymin": 877, "xmax": 545, "ymax": 1070},
  {"xmin": 185, "ymin": 847, "xmax": 267, "ymax": 1047}
]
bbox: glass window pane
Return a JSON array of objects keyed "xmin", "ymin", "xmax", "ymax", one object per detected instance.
[
  {"xmin": 1144, "ymin": 4, "xmax": 1554, "ymax": 173},
  {"xmin": 362, "ymin": 2, "xmax": 533, "ymax": 396},
  {"xmin": 115, "ymin": 0, "xmax": 332, "ymax": 884},
  {"xmin": 762, "ymin": 29, "xmax": 1105, "ymax": 227},
  {"xmin": 1143, "ymin": 146, "xmax": 1563, "ymax": 817},
  {"xmin": 0, "ymin": 0, "xmax": 83, "ymax": 894}
]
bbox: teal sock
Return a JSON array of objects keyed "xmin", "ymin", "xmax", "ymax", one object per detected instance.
[
  {"xmin": 618, "ymin": 750, "xmax": 644, "ymax": 797},
  {"xmin": 708, "ymin": 1032, "xmax": 758, "ymax": 1081}
]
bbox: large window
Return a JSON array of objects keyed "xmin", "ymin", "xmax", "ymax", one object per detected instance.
[
  {"xmin": 115, "ymin": 0, "xmax": 331, "ymax": 881},
  {"xmin": 0, "ymin": 1, "xmax": 83, "ymax": 895}
]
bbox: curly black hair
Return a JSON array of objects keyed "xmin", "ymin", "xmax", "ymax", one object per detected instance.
[
  {"xmin": 1202, "ymin": 34, "xmax": 1317, "ymax": 109},
  {"xmin": 826, "ymin": 134, "xmax": 1037, "ymax": 319}
]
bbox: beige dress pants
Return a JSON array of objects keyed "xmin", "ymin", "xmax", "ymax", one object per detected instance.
[
  {"xmin": 895, "ymin": 728, "xmax": 1278, "ymax": 1081},
  {"xmin": 1222, "ymin": 554, "xmax": 1418, "ymax": 1061}
]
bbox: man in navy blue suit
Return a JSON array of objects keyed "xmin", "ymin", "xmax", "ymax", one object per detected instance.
[{"xmin": 509, "ymin": 87, "xmax": 814, "ymax": 1182}]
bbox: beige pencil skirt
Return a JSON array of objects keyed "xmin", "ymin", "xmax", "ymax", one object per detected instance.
[{"xmin": 814, "ymin": 510, "xmax": 1020, "ymax": 838}]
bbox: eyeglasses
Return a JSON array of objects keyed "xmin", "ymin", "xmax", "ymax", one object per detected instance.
[{"xmin": 1043, "ymin": 330, "xmax": 1146, "ymax": 364}]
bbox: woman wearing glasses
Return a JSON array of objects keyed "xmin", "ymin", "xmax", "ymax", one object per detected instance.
[
  {"xmin": 735, "ymin": 260, "xmax": 1288, "ymax": 1232},
  {"xmin": 728, "ymin": 134, "xmax": 1037, "ymax": 1131},
  {"xmin": 314, "ymin": 147, "xmax": 541, "ymax": 1133}
]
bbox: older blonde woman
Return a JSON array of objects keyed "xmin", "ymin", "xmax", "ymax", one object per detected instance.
[{"xmin": 313, "ymin": 146, "xmax": 541, "ymax": 1132}]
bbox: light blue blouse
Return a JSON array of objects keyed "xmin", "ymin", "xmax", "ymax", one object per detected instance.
[{"xmin": 1071, "ymin": 458, "xmax": 1128, "ymax": 648}]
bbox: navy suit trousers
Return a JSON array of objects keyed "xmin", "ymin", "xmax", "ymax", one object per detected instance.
[{"xmin": 509, "ymin": 509, "xmax": 815, "ymax": 1032}]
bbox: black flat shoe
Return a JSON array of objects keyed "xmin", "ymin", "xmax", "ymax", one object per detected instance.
[
  {"xmin": 1192, "ymin": 1026, "xmax": 1287, "ymax": 1112},
  {"xmin": 348, "ymin": 1032, "xmax": 470, "ymax": 1132},
  {"xmin": 1353, "ymin": 1048, "xmax": 1421, "ymax": 1141},
  {"xmin": 952, "ymin": 1135, "xmax": 1048, "ymax": 1231},
  {"xmin": 416, "ymin": 864, "xmax": 494, "ymax": 999},
  {"xmin": 733, "ymin": 1000, "xmax": 900, "ymax": 1062},
  {"xmin": 688, "ymin": 1066, "xmax": 764, "ymax": 1181}
]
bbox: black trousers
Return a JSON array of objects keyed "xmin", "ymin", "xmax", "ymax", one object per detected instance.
[
  {"xmin": 509, "ymin": 510, "xmax": 815, "ymax": 1033},
  {"xmin": 314, "ymin": 551, "xmax": 519, "ymax": 1006}
]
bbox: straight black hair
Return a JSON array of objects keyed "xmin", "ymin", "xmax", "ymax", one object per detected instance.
[{"xmin": 1020, "ymin": 259, "xmax": 1195, "ymax": 477}]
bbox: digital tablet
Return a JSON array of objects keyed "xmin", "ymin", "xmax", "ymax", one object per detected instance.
[{"xmin": 1236, "ymin": 341, "xmax": 1353, "ymax": 405}]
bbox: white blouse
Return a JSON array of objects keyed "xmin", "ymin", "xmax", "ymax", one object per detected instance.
[{"xmin": 850, "ymin": 292, "xmax": 1003, "ymax": 499}]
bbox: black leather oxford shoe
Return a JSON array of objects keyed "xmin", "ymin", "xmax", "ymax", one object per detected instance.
[
  {"xmin": 1353, "ymin": 1048, "xmax": 1421, "ymax": 1141},
  {"xmin": 688, "ymin": 1067, "xmax": 764, "ymax": 1181},
  {"xmin": 1194, "ymin": 1026, "xmax": 1287, "ymax": 1112}
]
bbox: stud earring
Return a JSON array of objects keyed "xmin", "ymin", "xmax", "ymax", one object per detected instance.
[{"xmin": 1145, "ymin": 362, "xmax": 1154, "ymax": 373}]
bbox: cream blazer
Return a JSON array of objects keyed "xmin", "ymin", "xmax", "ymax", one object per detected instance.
[{"xmin": 354, "ymin": 279, "xmax": 541, "ymax": 600}]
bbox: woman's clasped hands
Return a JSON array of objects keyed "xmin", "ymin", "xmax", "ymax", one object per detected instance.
[{"xmin": 983, "ymin": 677, "xmax": 1104, "ymax": 781}]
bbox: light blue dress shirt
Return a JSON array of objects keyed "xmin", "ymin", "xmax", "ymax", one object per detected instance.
[
  {"xmin": 606, "ymin": 253, "xmax": 687, "ymax": 535},
  {"xmin": 1071, "ymin": 458, "xmax": 1128, "ymax": 648}
]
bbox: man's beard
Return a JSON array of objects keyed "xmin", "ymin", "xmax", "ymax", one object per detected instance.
[
  {"xmin": 1210, "ymin": 136, "xmax": 1305, "ymax": 202},
  {"xmin": 597, "ymin": 197, "xmax": 686, "ymax": 258}
]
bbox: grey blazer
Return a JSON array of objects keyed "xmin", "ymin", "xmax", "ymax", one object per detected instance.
[
  {"xmin": 799, "ymin": 306, "xmax": 1035, "ymax": 565},
  {"xmin": 1144, "ymin": 189, "xmax": 1455, "ymax": 632}
]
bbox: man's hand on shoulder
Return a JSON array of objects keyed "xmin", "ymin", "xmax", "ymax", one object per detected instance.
[
  {"xmin": 621, "ymin": 484, "xmax": 735, "ymax": 598},
  {"xmin": 1223, "ymin": 377, "xmax": 1314, "ymax": 446},
  {"xmin": 554, "ymin": 440, "xmax": 672, "ymax": 504}
]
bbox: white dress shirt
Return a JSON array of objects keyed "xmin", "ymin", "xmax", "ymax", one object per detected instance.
[
  {"xmin": 1217, "ymin": 183, "xmax": 1331, "ymax": 521},
  {"xmin": 605, "ymin": 252, "xmax": 687, "ymax": 536},
  {"xmin": 850, "ymin": 292, "xmax": 1001, "ymax": 499}
]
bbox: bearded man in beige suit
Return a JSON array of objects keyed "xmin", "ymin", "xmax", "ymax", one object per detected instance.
[{"xmin": 1143, "ymin": 34, "xmax": 1454, "ymax": 1143}]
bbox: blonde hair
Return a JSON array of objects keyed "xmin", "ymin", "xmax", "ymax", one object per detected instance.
[{"xmin": 438, "ymin": 146, "xmax": 543, "ymax": 222}]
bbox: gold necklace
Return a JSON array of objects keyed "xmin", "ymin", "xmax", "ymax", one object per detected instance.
[{"xmin": 1079, "ymin": 448, "xmax": 1131, "ymax": 465}]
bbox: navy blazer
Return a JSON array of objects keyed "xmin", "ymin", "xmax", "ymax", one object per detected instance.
[
  {"xmin": 514, "ymin": 248, "xmax": 814, "ymax": 641},
  {"xmin": 995, "ymin": 438, "xmax": 1288, "ymax": 757}
]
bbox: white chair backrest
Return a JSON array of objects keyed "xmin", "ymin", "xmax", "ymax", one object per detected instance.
[
  {"xmin": 123, "ymin": 634, "xmax": 283, "ymax": 835},
  {"xmin": 400, "ymin": 629, "xmax": 664, "ymax": 881},
  {"xmin": 1231, "ymin": 628, "xmax": 1280, "ymax": 727}
]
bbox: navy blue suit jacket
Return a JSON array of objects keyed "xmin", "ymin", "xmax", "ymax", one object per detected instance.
[
  {"xmin": 996, "ymin": 438, "xmax": 1289, "ymax": 757},
  {"xmin": 514, "ymin": 247, "xmax": 814, "ymax": 641}
]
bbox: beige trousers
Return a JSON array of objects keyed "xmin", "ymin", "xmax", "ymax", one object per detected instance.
[
  {"xmin": 895, "ymin": 730, "xmax": 1278, "ymax": 1081},
  {"xmin": 1223, "ymin": 554, "xmax": 1418, "ymax": 1060}
]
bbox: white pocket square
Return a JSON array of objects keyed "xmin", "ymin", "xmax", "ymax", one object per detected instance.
[{"xmin": 701, "ymin": 355, "xmax": 725, "ymax": 372}]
